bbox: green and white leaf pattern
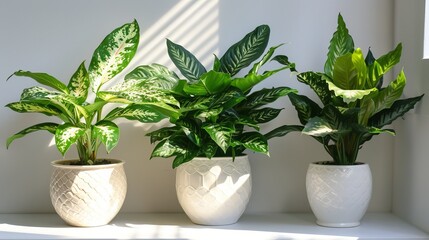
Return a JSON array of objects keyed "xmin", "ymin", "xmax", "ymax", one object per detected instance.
[
  {"xmin": 55, "ymin": 123, "xmax": 85, "ymax": 155},
  {"xmin": 89, "ymin": 20, "xmax": 139, "ymax": 92},
  {"xmin": 68, "ymin": 62, "xmax": 89, "ymax": 104},
  {"xmin": 326, "ymin": 80, "xmax": 377, "ymax": 104},
  {"xmin": 248, "ymin": 107, "xmax": 282, "ymax": 124},
  {"xmin": 6, "ymin": 122, "xmax": 59, "ymax": 149},
  {"xmin": 238, "ymin": 132, "xmax": 269, "ymax": 155},
  {"xmin": 203, "ymin": 123, "xmax": 234, "ymax": 153},
  {"xmin": 6, "ymin": 102, "xmax": 61, "ymax": 116},
  {"xmin": 125, "ymin": 64, "xmax": 179, "ymax": 90},
  {"xmin": 93, "ymin": 120, "xmax": 119, "ymax": 153},
  {"xmin": 104, "ymin": 104, "xmax": 168, "ymax": 123},
  {"xmin": 303, "ymin": 116, "xmax": 337, "ymax": 137}
]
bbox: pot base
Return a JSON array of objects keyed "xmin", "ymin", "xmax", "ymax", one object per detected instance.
[{"xmin": 316, "ymin": 220, "xmax": 360, "ymax": 228}]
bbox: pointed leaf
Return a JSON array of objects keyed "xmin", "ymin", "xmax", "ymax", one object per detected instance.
[
  {"xmin": 146, "ymin": 126, "xmax": 181, "ymax": 143},
  {"xmin": 9, "ymin": 70, "xmax": 69, "ymax": 93},
  {"xmin": 124, "ymin": 63, "xmax": 179, "ymax": 90},
  {"xmin": 68, "ymin": 62, "xmax": 89, "ymax": 104},
  {"xmin": 272, "ymin": 55, "xmax": 297, "ymax": 72},
  {"xmin": 220, "ymin": 25, "xmax": 270, "ymax": 76},
  {"xmin": 369, "ymin": 94, "xmax": 424, "ymax": 128},
  {"xmin": 55, "ymin": 123, "xmax": 85, "ymax": 156},
  {"xmin": 231, "ymin": 65, "xmax": 290, "ymax": 92},
  {"xmin": 89, "ymin": 20, "xmax": 139, "ymax": 92},
  {"xmin": 203, "ymin": 123, "xmax": 234, "ymax": 153},
  {"xmin": 104, "ymin": 104, "xmax": 170, "ymax": 123},
  {"xmin": 6, "ymin": 122, "xmax": 58, "ymax": 148},
  {"xmin": 250, "ymin": 44, "xmax": 283, "ymax": 74},
  {"xmin": 151, "ymin": 136, "xmax": 190, "ymax": 158},
  {"xmin": 264, "ymin": 125, "xmax": 304, "ymax": 140},
  {"xmin": 332, "ymin": 53, "xmax": 358, "ymax": 90},
  {"xmin": 369, "ymin": 43, "xmax": 402, "ymax": 84},
  {"xmin": 324, "ymin": 13, "xmax": 355, "ymax": 77},
  {"xmin": 351, "ymin": 48, "xmax": 368, "ymax": 88},
  {"xmin": 178, "ymin": 119, "xmax": 202, "ymax": 147},
  {"xmin": 303, "ymin": 116, "xmax": 337, "ymax": 137},
  {"xmin": 200, "ymin": 70, "xmax": 232, "ymax": 94},
  {"xmin": 248, "ymin": 107, "xmax": 282, "ymax": 123},
  {"xmin": 297, "ymin": 72, "xmax": 332, "ymax": 105},
  {"xmin": 6, "ymin": 102, "xmax": 61, "ymax": 116},
  {"xmin": 93, "ymin": 120, "xmax": 119, "ymax": 153},
  {"xmin": 238, "ymin": 87, "xmax": 297, "ymax": 110},
  {"xmin": 166, "ymin": 39, "xmax": 206, "ymax": 82},
  {"xmin": 172, "ymin": 151, "xmax": 198, "ymax": 169},
  {"xmin": 238, "ymin": 132, "xmax": 269, "ymax": 154},
  {"xmin": 288, "ymin": 93, "xmax": 322, "ymax": 125}
]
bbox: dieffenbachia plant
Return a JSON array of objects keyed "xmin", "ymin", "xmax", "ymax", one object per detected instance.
[
  {"xmin": 6, "ymin": 20, "xmax": 179, "ymax": 165},
  {"xmin": 147, "ymin": 25, "xmax": 297, "ymax": 168},
  {"xmin": 269, "ymin": 14, "xmax": 423, "ymax": 165}
]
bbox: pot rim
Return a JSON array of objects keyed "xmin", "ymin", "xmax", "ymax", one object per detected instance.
[
  {"xmin": 310, "ymin": 161, "xmax": 369, "ymax": 168},
  {"xmin": 192, "ymin": 154, "xmax": 248, "ymax": 161},
  {"xmin": 51, "ymin": 159, "xmax": 124, "ymax": 169}
]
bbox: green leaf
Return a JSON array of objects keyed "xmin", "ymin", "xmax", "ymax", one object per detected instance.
[
  {"xmin": 326, "ymin": 79, "xmax": 377, "ymax": 104},
  {"xmin": 213, "ymin": 54, "xmax": 221, "ymax": 72},
  {"xmin": 367, "ymin": 70, "xmax": 406, "ymax": 116},
  {"xmin": 104, "ymin": 104, "xmax": 169, "ymax": 123},
  {"xmin": 173, "ymin": 151, "xmax": 198, "ymax": 169},
  {"xmin": 89, "ymin": 20, "xmax": 139, "ymax": 92},
  {"xmin": 324, "ymin": 13, "xmax": 355, "ymax": 77},
  {"xmin": 203, "ymin": 122, "xmax": 234, "ymax": 153},
  {"xmin": 231, "ymin": 65, "xmax": 290, "ymax": 92},
  {"xmin": 6, "ymin": 102, "xmax": 61, "ymax": 116},
  {"xmin": 146, "ymin": 126, "xmax": 180, "ymax": 143},
  {"xmin": 302, "ymin": 116, "xmax": 337, "ymax": 137},
  {"xmin": 238, "ymin": 132, "xmax": 269, "ymax": 155},
  {"xmin": 68, "ymin": 62, "xmax": 89, "ymax": 104},
  {"xmin": 9, "ymin": 70, "xmax": 69, "ymax": 93},
  {"xmin": 200, "ymin": 141, "xmax": 218, "ymax": 158},
  {"xmin": 6, "ymin": 122, "xmax": 58, "ymax": 149},
  {"xmin": 250, "ymin": 44, "xmax": 283, "ymax": 74},
  {"xmin": 125, "ymin": 63, "xmax": 179, "ymax": 90},
  {"xmin": 297, "ymin": 72, "xmax": 332, "ymax": 105},
  {"xmin": 55, "ymin": 123, "xmax": 85, "ymax": 156},
  {"xmin": 178, "ymin": 119, "xmax": 202, "ymax": 147},
  {"xmin": 272, "ymin": 55, "xmax": 297, "ymax": 72},
  {"xmin": 351, "ymin": 48, "xmax": 368, "ymax": 88},
  {"xmin": 220, "ymin": 25, "xmax": 270, "ymax": 76},
  {"xmin": 264, "ymin": 125, "xmax": 304, "ymax": 140},
  {"xmin": 200, "ymin": 71, "xmax": 232, "ymax": 94},
  {"xmin": 209, "ymin": 88, "xmax": 245, "ymax": 110},
  {"xmin": 288, "ymin": 93, "xmax": 322, "ymax": 125},
  {"xmin": 93, "ymin": 120, "xmax": 119, "ymax": 153},
  {"xmin": 248, "ymin": 107, "xmax": 282, "ymax": 123},
  {"xmin": 151, "ymin": 136, "xmax": 189, "ymax": 158},
  {"xmin": 332, "ymin": 53, "xmax": 358, "ymax": 90},
  {"xmin": 166, "ymin": 39, "xmax": 206, "ymax": 82},
  {"xmin": 369, "ymin": 94, "xmax": 423, "ymax": 128},
  {"xmin": 369, "ymin": 43, "xmax": 402, "ymax": 85},
  {"xmin": 238, "ymin": 87, "xmax": 297, "ymax": 110}
]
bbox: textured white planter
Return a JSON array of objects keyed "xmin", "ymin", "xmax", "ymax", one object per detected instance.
[
  {"xmin": 176, "ymin": 155, "xmax": 252, "ymax": 225},
  {"xmin": 306, "ymin": 162, "xmax": 372, "ymax": 227},
  {"xmin": 50, "ymin": 159, "xmax": 127, "ymax": 227}
]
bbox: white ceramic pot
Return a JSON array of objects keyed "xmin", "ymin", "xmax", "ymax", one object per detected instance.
[
  {"xmin": 50, "ymin": 159, "xmax": 127, "ymax": 227},
  {"xmin": 176, "ymin": 155, "xmax": 252, "ymax": 225},
  {"xmin": 306, "ymin": 162, "xmax": 372, "ymax": 228}
]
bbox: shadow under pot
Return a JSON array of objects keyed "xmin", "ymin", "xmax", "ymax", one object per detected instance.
[
  {"xmin": 176, "ymin": 155, "xmax": 252, "ymax": 225},
  {"xmin": 306, "ymin": 161, "xmax": 372, "ymax": 228},
  {"xmin": 50, "ymin": 159, "xmax": 127, "ymax": 227}
]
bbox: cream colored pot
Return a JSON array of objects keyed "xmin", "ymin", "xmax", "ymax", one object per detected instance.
[
  {"xmin": 50, "ymin": 159, "xmax": 127, "ymax": 227},
  {"xmin": 176, "ymin": 155, "xmax": 252, "ymax": 225}
]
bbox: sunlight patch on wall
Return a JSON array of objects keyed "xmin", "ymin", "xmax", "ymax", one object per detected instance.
[{"xmin": 132, "ymin": 0, "xmax": 219, "ymax": 71}]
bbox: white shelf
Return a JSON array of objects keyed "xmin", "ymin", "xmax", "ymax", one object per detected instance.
[{"xmin": 0, "ymin": 213, "xmax": 427, "ymax": 239}]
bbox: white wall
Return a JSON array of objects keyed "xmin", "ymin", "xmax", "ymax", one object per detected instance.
[
  {"xmin": 0, "ymin": 0, "xmax": 394, "ymax": 214},
  {"xmin": 393, "ymin": 0, "xmax": 429, "ymax": 232}
]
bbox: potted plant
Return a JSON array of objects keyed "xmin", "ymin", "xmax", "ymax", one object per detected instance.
[
  {"xmin": 272, "ymin": 14, "xmax": 424, "ymax": 227},
  {"xmin": 6, "ymin": 20, "xmax": 179, "ymax": 227},
  {"xmin": 146, "ymin": 25, "xmax": 297, "ymax": 225}
]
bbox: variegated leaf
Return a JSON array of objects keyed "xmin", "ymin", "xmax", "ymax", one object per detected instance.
[
  {"xmin": 55, "ymin": 123, "xmax": 85, "ymax": 156},
  {"xmin": 203, "ymin": 122, "xmax": 235, "ymax": 153},
  {"xmin": 89, "ymin": 20, "xmax": 140, "ymax": 92},
  {"xmin": 248, "ymin": 107, "xmax": 282, "ymax": 124},
  {"xmin": 125, "ymin": 64, "xmax": 179, "ymax": 90},
  {"xmin": 6, "ymin": 122, "xmax": 58, "ymax": 149},
  {"xmin": 104, "ymin": 104, "xmax": 168, "ymax": 123},
  {"xmin": 326, "ymin": 80, "xmax": 377, "ymax": 104},
  {"xmin": 68, "ymin": 61, "xmax": 89, "ymax": 104},
  {"xmin": 93, "ymin": 120, "xmax": 119, "ymax": 153},
  {"xmin": 6, "ymin": 102, "xmax": 61, "ymax": 116},
  {"xmin": 9, "ymin": 70, "xmax": 69, "ymax": 93},
  {"xmin": 238, "ymin": 132, "xmax": 269, "ymax": 155}
]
